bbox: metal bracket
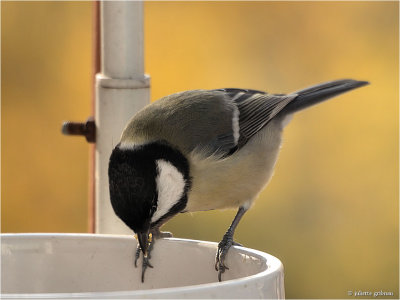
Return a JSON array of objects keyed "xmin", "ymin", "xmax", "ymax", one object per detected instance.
[{"xmin": 61, "ymin": 116, "xmax": 96, "ymax": 143}]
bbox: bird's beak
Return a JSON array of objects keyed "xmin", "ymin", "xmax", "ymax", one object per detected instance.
[{"xmin": 137, "ymin": 230, "xmax": 150, "ymax": 256}]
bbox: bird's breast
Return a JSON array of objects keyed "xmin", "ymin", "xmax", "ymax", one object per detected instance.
[{"xmin": 185, "ymin": 119, "xmax": 284, "ymax": 212}]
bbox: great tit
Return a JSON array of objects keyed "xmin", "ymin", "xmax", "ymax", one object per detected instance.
[{"xmin": 108, "ymin": 79, "xmax": 368, "ymax": 282}]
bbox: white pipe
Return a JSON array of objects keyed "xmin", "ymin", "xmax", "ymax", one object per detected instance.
[
  {"xmin": 95, "ymin": 1, "xmax": 150, "ymax": 234},
  {"xmin": 101, "ymin": 1, "xmax": 144, "ymax": 79}
]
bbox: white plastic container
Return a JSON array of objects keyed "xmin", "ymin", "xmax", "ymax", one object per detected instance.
[{"xmin": 1, "ymin": 233, "xmax": 285, "ymax": 298}]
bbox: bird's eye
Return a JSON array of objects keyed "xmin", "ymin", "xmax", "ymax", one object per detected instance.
[
  {"xmin": 148, "ymin": 204, "xmax": 157, "ymax": 218},
  {"xmin": 150, "ymin": 195, "xmax": 157, "ymax": 214}
]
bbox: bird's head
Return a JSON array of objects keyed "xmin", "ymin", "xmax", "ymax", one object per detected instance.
[{"xmin": 108, "ymin": 140, "xmax": 191, "ymax": 254}]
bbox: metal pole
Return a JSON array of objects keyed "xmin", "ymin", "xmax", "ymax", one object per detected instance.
[
  {"xmin": 95, "ymin": 1, "xmax": 150, "ymax": 234},
  {"xmin": 88, "ymin": 0, "xmax": 100, "ymax": 233}
]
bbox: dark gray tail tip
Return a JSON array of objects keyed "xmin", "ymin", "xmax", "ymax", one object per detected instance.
[{"xmin": 345, "ymin": 79, "xmax": 370, "ymax": 88}]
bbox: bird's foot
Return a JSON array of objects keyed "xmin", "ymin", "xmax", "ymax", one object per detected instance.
[
  {"xmin": 134, "ymin": 230, "xmax": 173, "ymax": 282},
  {"xmin": 135, "ymin": 232, "xmax": 155, "ymax": 282},
  {"xmin": 152, "ymin": 228, "xmax": 173, "ymax": 239},
  {"xmin": 215, "ymin": 229, "xmax": 241, "ymax": 282},
  {"xmin": 134, "ymin": 243, "xmax": 141, "ymax": 268},
  {"xmin": 141, "ymin": 253, "xmax": 153, "ymax": 282}
]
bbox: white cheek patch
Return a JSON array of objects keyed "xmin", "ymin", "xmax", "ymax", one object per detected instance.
[{"xmin": 151, "ymin": 159, "xmax": 186, "ymax": 223}]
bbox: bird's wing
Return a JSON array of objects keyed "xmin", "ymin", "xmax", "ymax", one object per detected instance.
[
  {"xmin": 213, "ymin": 88, "xmax": 297, "ymax": 152},
  {"xmin": 122, "ymin": 90, "xmax": 240, "ymax": 157},
  {"xmin": 123, "ymin": 89, "xmax": 296, "ymax": 158},
  {"xmin": 183, "ymin": 88, "xmax": 297, "ymax": 157}
]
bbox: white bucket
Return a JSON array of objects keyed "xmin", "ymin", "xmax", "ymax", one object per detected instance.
[{"xmin": 1, "ymin": 233, "xmax": 285, "ymax": 298}]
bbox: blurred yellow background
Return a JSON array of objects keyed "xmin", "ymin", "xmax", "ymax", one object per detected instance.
[{"xmin": 2, "ymin": 1, "xmax": 398, "ymax": 298}]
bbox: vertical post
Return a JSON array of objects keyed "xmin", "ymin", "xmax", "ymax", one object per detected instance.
[
  {"xmin": 88, "ymin": 1, "xmax": 100, "ymax": 234},
  {"xmin": 95, "ymin": 1, "xmax": 150, "ymax": 234}
]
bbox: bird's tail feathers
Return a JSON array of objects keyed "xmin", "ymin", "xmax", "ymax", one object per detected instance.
[{"xmin": 279, "ymin": 79, "xmax": 369, "ymax": 115}]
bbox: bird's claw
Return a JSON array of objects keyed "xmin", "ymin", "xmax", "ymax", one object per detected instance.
[
  {"xmin": 152, "ymin": 229, "xmax": 173, "ymax": 239},
  {"xmin": 215, "ymin": 230, "xmax": 238, "ymax": 282},
  {"xmin": 134, "ymin": 244, "xmax": 141, "ymax": 267},
  {"xmin": 134, "ymin": 230, "xmax": 172, "ymax": 282},
  {"xmin": 135, "ymin": 233, "xmax": 155, "ymax": 282},
  {"xmin": 141, "ymin": 254, "xmax": 153, "ymax": 283},
  {"xmin": 134, "ymin": 237, "xmax": 154, "ymax": 268}
]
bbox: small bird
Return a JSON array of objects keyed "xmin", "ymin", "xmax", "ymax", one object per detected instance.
[{"xmin": 108, "ymin": 79, "xmax": 368, "ymax": 282}]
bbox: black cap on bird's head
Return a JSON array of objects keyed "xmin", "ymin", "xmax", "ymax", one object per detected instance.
[{"xmin": 108, "ymin": 140, "xmax": 191, "ymax": 255}]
